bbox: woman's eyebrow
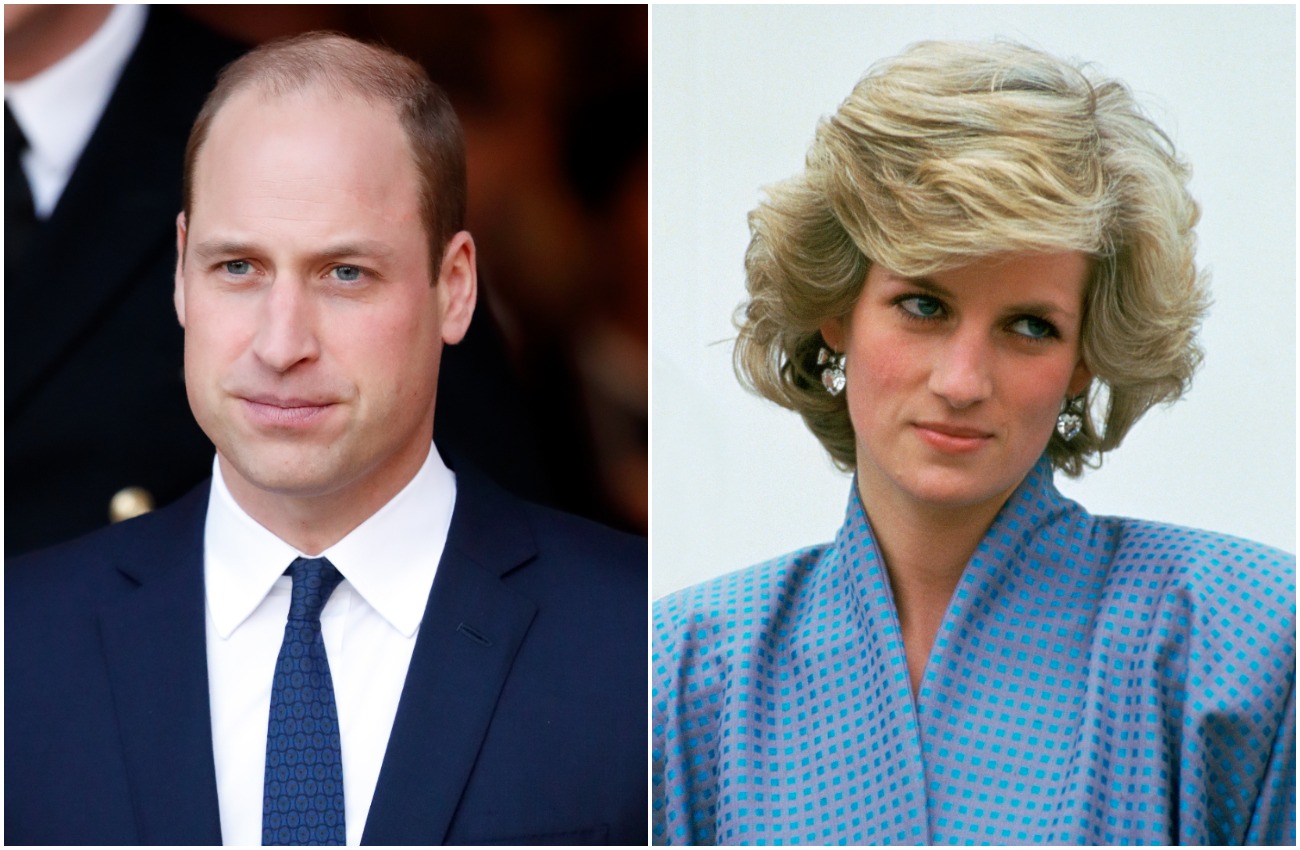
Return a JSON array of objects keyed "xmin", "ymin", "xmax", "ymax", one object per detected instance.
[
  {"xmin": 896, "ymin": 276, "xmax": 1079, "ymax": 320},
  {"xmin": 897, "ymin": 276, "xmax": 955, "ymax": 299}
]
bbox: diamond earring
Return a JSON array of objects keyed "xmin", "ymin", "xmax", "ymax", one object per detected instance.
[
  {"xmin": 817, "ymin": 347, "xmax": 846, "ymax": 396},
  {"xmin": 1056, "ymin": 395, "xmax": 1086, "ymax": 441}
]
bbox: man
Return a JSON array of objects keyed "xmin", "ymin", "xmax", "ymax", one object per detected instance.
[
  {"xmin": 7, "ymin": 6, "xmax": 561, "ymax": 559},
  {"xmin": 5, "ymin": 33, "xmax": 646, "ymax": 845},
  {"xmin": 5, "ymin": 5, "xmax": 244, "ymax": 555}
]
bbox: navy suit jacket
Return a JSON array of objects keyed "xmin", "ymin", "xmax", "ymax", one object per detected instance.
[{"xmin": 5, "ymin": 465, "xmax": 647, "ymax": 844}]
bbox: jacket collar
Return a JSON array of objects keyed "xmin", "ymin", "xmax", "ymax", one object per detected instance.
[
  {"xmin": 98, "ymin": 483, "xmax": 224, "ymax": 843},
  {"xmin": 828, "ymin": 454, "xmax": 1077, "ymax": 842},
  {"xmin": 361, "ymin": 464, "xmax": 539, "ymax": 844}
]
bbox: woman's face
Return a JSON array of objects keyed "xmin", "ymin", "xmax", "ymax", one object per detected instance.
[{"xmin": 821, "ymin": 251, "xmax": 1091, "ymax": 520}]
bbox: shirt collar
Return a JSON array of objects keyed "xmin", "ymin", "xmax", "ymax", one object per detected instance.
[
  {"xmin": 5, "ymin": 4, "xmax": 146, "ymax": 206},
  {"xmin": 204, "ymin": 443, "xmax": 457, "ymax": 640}
]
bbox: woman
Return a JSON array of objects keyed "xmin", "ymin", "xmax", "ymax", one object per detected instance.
[{"xmin": 652, "ymin": 41, "xmax": 1295, "ymax": 846}]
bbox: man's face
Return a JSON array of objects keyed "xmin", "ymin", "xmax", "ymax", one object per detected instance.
[{"xmin": 175, "ymin": 86, "xmax": 474, "ymax": 517}]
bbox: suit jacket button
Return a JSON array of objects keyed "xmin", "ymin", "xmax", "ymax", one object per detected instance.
[{"xmin": 109, "ymin": 487, "xmax": 155, "ymax": 523}]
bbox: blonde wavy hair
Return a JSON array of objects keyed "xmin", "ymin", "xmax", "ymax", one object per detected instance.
[{"xmin": 735, "ymin": 40, "xmax": 1208, "ymax": 477}]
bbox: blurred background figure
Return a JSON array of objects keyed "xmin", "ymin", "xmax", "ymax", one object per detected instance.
[
  {"xmin": 5, "ymin": 5, "xmax": 648, "ymax": 556},
  {"xmin": 5, "ymin": 5, "xmax": 245, "ymax": 556}
]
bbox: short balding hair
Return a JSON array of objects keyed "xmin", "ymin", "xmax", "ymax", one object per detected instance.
[{"xmin": 182, "ymin": 32, "xmax": 466, "ymax": 274}]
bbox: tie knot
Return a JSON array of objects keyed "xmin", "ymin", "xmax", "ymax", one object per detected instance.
[{"xmin": 287, "ymin": 556, "xmax": 344, "ymax": 623}]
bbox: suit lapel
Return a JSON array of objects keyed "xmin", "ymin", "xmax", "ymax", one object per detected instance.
[
  {"xmin": 361, "ymin": 470, "xmax": 538, "ymax": 845},
  {"xmin": 97, "ymin": 486, "xmax": 224, "ymax": 844}
]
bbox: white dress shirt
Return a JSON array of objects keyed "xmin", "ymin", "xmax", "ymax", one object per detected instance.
[
  {"xmin": 204, "ymin": 443, "xmax": 456, "ymax": 846},
  {"xmin": 4, "ymin": 4, "xmax": 146, "ymax": 218}
]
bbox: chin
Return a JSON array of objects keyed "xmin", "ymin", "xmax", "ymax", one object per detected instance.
[{"xmin": 221, "ymin": 445, "xmax": 348, "ymax": 499}]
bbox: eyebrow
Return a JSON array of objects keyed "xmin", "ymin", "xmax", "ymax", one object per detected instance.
[
  {"xmin": 189, "ymin": 239, "xmax": 397, "ymax": 263},
  {"xmin": 901, "ymin": 275, "xmax": 1079, "ymax": 321},
  {"xmin": 189, "ymin": 240, "xmax": 258, "ymax": 262}
]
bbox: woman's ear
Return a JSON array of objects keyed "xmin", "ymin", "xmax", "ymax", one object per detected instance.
[
  {"xmin": 819, "ymin": 317, "xmax": 845, "ymax": 351},
  {"xmin": 1067, "ymin": 358, "xmax": 1092, "ymax": 397}
]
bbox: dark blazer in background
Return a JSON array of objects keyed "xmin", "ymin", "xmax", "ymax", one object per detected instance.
[
  {"xmin": 5, "ymin": 462, "xmax": 648, "ymax": 844},
  {"xmin": 4, "ymin": 7, "xmax": 244, "ymax": 557}
]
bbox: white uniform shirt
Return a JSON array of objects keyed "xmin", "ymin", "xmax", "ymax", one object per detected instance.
[{"xmin": 4, "ymin": 4, "xmax": 146, "ymax": 218}]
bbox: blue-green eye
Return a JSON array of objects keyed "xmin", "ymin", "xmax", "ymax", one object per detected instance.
[
  {"xmin": 224, "ymin": 260, "xmax": 252, "ymax": 275},
  {"xmin": 331, "ymin": 265, "xmax": 362, "ymax": 282},
  {"xmin": 1009, "ymin": 316, "xmax": 1058, "ymax": 340},
  {"xmin": 897, "ymin": 295, "xmax": 944, "ymax": 319}
]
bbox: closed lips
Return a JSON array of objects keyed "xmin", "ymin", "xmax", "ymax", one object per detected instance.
[
  {"xmin": 241, "ymin": 394, "xmax": 335, "ymax": 408},
  {"xmin": 914, "ymin": 422, "xmax": 992, "ymax": 439}
]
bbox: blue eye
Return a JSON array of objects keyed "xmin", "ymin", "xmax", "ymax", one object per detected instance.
[
  {"xmin": 1009, "ymin": 316, "xmax": 1058, "ymax": 340},
  {"xmin": 224, "ymin": 260, "xmax": 252, "ymax": 275},
  {"xmin": 331, "ymin": 265, "xmax": 362, "ymax": 283},
  {"xmin": 897, "ymin": 295, "xmax": 944, "ymax": 320}
]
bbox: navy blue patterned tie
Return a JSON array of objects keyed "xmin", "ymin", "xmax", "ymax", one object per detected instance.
[{"xmin": 263, "ymin": 557, "xmax": 346, "ymax": 845}]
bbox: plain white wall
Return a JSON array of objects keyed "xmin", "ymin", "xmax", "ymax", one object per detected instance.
[{"xmin": 651, "ymin": 5, "xmax": 1297, "ymax": 599}]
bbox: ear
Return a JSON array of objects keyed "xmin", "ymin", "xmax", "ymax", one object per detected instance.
[
  {"xmin": 1067, "ymin": 357, "xmax": 1092, "ymax": 397},
  {"xmin": 819, "ymin": 317, "xmax": 845, "ymax": 352},
  {"xmin": 435, "ymin": 230, "xmax": 477, "ymax": 345},
  {"xmin": 173, "ymin": 212, "xmax": 188, "ymax": 328}
]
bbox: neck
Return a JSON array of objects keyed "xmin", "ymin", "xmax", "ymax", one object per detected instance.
[
  {"xmin": 858, "ymin": 474, "xmax": 1015, "ymax": 693},
  {"xmin": 218, "ymin": 440, "xmax": 431, "ymax": 556},
  {"xmin": 4, "ymin": 5, "xmax": 114, "ymax": 82},
  {"xmin": 865, "ymin": 490, "xmax": 1001, "ymax": 610}
]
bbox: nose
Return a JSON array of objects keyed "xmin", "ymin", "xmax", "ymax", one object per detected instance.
[
  {"xmin": 928, "ymin": 328, "xmax": 992, "ymax": 409},
  {"xmin": 251, "ymin": 277, "xmax": 320, "ymax": 373}
]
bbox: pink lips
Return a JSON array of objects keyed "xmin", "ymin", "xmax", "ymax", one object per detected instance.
[
  {"xmin": 913, "ymin": 421, "xmax": 993, "ymax": 454},
  {"xmin": 240, "ymin": 395, "xmax": 336, "ymax": 429}
]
